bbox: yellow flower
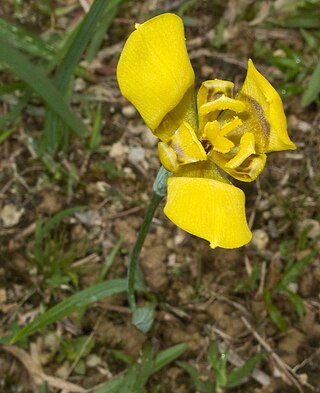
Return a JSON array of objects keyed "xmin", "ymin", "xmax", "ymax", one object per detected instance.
[{"xmin": 117, "ymin": 13, "xmax": 296, "ymax": 249}]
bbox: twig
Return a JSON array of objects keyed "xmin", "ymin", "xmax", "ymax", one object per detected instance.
[{"xmin": 241, "ymin": 317, "xmax": 314, "ymax": 392}]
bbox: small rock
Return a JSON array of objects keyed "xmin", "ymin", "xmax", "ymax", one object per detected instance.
[
  {"xmin": 122, "ymin": 105, "xmax": 136, "ymax": 118},
  {"xmin": 299, "ymin": 219, "xmax": 320, "ymax": 239},
  {"xmin": 109, "ymin": 141, "xmax": 128, "ymax": 164},
  {"xmin": 174, "ymin": 230, "xmax": 187, "ymax": 245},
  {"xmin": 74, "ymin": 77, "xmax": 87, "ymax": 92},
  {"xmin": 86, "ymin": 354, "xmax": 101, "ymax": 368},
  {"xmin": 251, "ymin": 229, "xmax": 269, "ymax": 250},
  {"xmin": 75, "ymin": 210, "xmax": 101, "ymax": 227},
  {"xmin": 297, "ymin": 120, "xmax": 312, "ymax": 133},
  {"xmin": 0, "ymin": 204, "xmax": 24, "ymax": 227},
  {"xmin": 56, "ymin": 360, "xmax": 70, "ymax": 379},
  {"xmin": 128, "ymin": 146, "xmax": 145, "ymax": 165},
  {"xmin": 271, "ymin": 206, "xmax": 286, "ymax": 218}
]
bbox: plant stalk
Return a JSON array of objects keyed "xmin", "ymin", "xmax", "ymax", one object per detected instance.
[{"xmin": 127, "ymin": 192, "xmax": 164, "ymax": 311}]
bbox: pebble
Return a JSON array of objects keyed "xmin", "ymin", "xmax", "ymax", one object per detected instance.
[
  {"xmin": 251, "ymin": 229, "xmax": 269, "ymax": 250},
  {"xmin": 299, "ymin": 219, "xmax": 320, "ymax": 239},
  {"xmin": 271, "ymin": 206, "xmax": 286, "ymax": 218},
  {"xmin": 128, "ymin": 146, "xmax": 145, "ymax": 165},
  {"xmin": 75, "ymin": 209, "xmax": 102, "ymax": 227},
  {"xmin": 122, "ymin": 105, "xmax": 136, "ymax": 118},
  {"xmin": 0, "ymin": 204, "xmax": 24, "ymax": 227},
  {"xmin": 109, "ymin": 141, "xmax": 128, "ymax": 160},
  {"xmin": 56, "ymin": 360, "xmax": 70, "ymax": 379},
  {"xmin": 86, "ymin": 354, "xmax": 101, "ymax": 368}
]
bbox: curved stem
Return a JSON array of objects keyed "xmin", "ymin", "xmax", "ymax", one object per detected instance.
[{"xmin": 127, "ymin": 192, "xmax": 164, "ymax": 311}]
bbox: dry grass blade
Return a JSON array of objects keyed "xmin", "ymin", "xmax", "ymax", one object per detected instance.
[{"xmin": 1, "ymin": 345, "xmax": 85, "ymax": 392}]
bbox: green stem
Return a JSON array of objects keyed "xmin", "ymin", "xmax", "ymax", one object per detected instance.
[{"xmin": 127, "ymin": 192, "xmax": 164, "ymax": 311}]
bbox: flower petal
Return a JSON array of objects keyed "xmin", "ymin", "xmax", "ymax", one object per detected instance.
[
  {"xmin": 117, "ymin": 13, "xmax": 195, "ymax": 132},
  {"xmin": 238, "ymin": 59, "xmax": 296, "ymax": 152},
  {"xmin": 164, "ymin": 163, "xmax": 252, "ymax": 249}
]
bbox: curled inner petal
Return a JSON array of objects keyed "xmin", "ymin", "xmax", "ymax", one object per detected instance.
[{"xmin": 158, "ymin": 122, "xmax": 207, "ymax": 171}]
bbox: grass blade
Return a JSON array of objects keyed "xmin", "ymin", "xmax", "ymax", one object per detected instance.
[
  {"xmin": 225, "ymin": 352, "xmax": 268, "ymax": 388},
  {"xmin": 153, "ymin": 343, "xmax": 188, "ymax": 373},
  {"xmin": 10, "ymin": 279, "xmax": 128, "ymax": 343},
  {"xmin": 86, "ymin": 0, "xmax": 124, "ymax": 62},
  {"xmin": 0, "ymin": 17, "xmax": 55, "ymax": 60},
  {"xmin": 44, "ymin": 0, "xmax": 118, "ymax": 152},
  {"xmin": 302, "ymin": 58, "xmax": 320, "ymax": 106},
  {"xmin": 0, "ymin": 39, "xmax": 87, "ymax": 137},
  {"xmin": 264, "ymin": 289, "xmax": 288, "ymax": 332},
  {"xmin": 36, "ymin": 206, "xmax": 86, "ymax": 242}
]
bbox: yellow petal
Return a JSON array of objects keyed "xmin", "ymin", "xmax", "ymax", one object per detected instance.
[
  {"xmin": 164, "ymin": 173, "xmax": 252, "ymax": 249},
  {"xmin": 171, "ymin": 121, "xmax": 207, "ymax": 164},
  {"xmin": 117, "ymin": 13, "xmax": 195, "ymax": 131},
  {"xmin": 158, "ymin": 142, "xmax": 179, "ymax": 172},
  {"xmin": 211, "ymin": 149, "xmax": 267, "ymax": 182},
  {"xmin": 225, "ymin": 133, "xmax": 256, "ymax": 168},
  {"xmin": 238, "ymin": 59, "xmax": 296, "ymax": 152},
  {"xmin": 205, "ymin": 122, "xmax": 235, "ymax": 153}
]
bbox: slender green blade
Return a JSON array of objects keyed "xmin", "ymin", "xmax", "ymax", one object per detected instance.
[
  {"xmin": 302, "ymin": 58, "xmax": 320, "ymax": 106},
  {"xmin": 275, "ymin": 251, "xmax": 316, "ymax": 291},
  {"xmin": 44, "ymin": 0, "xmax": 117, "ymax": 151},
  {"xmin": 0, "ymin": 17, "xmax": 55, "ymax": 60},
  {"xmin": 0, "ymin": 39, "xmax": 87, "ymax": 137},
  {"xmin": 92, "ymin": 377, "xmax": 124, "ymax": 393},
  {"xmin": 225, "ymin": 352, "xmax": 268, "ymax": 388},
  {"xmin": 86, "ymin": 0, "xmax": 124, "ymax": 62},
  {"xmin": 10, "ymin": 279, "xmax": 128, "ymax": 343},
  {"xmin": 153, "ymin": 343, "xmax": 188, "ymax": 373},
  {"xmin": 53, "ymin": 0, "xmax": 111, "ymax": 93},
  {"xmin": 36, "ymin": 206, "xmax": 86, "ymax": 242},
  {"xmin": 264, "ymin": 289, "xmax": 288, "ymax": 332}
]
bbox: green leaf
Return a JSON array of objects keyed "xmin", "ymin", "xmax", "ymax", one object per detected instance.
[
  {"xmin": 35, "ymin": 206, "xmax": 86, "ymax": 243},
  {"xmin": 86, "ymin": 0, "xmax": 124, "ymax": 62},
  {"xmin": 0, "ymin": 40, "xmax": 87, "ymax": 137},
  {"xmin": 97, "ymin": 238, "xmax": 123, "ymax": 282},
  {"xmin": 0, "ymin": 17, "xmax": 55, "ymax": 60},
  {"xmin": 225, "ymin": 352, "xmax": 268, "ymax": 388},
  {"xmin": 132, "ymin": 305, "xmax": 155, "ymax": 333},
  {"xmin": 44, "ymin": 0, "xmax": 116, "ymax": 152},
  {"xmin": 284, "ymin": 289, "xmax": 305, "ymax": 318},
  {"xmin": 111, "ymin": 350, "xmax": 135, "ymax": 365},
  {"xmin": 275, "ymin": 251, "xmax": 316, "ymax": 292},
  {"xmin": 10, "ymin": 279, "xmax": 129, "ymax": 343},
  {"xmin": 92, "ymin": 377, "xmax": 123, "ymax": 393},
  {"xmin": 177, "ymin": 361, "xmax": 213, "ymax": 393},
  {"xmin": 208, "ymin": 341, "xmax": 228, "ymax": 387},
  {"xmin": 302, "ymin": 58, "xmax": 320, "ymax": 106},
  {"xmin": 264, "ymin": 289, "xmax": 288, "ymax": 332},
  {"xmin": 153, "ymin": 343, "xmax": 188, "ymax": 373},
  {"xmin": 119, "ymin": 364, "xmax": 138, "ymax": 393}
]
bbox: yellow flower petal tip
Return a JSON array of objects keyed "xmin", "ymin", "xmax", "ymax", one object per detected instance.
[
  {"xmin": 164, "ymin": 176, "xmax": 252, "ymax": 249},
  {"xmin": 240, "ymin": 59, "xmax": 296, "ymax": 152},
  {"xmin": 117, "ymin": 13, "xmax": 195, "ymax": 131}
]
